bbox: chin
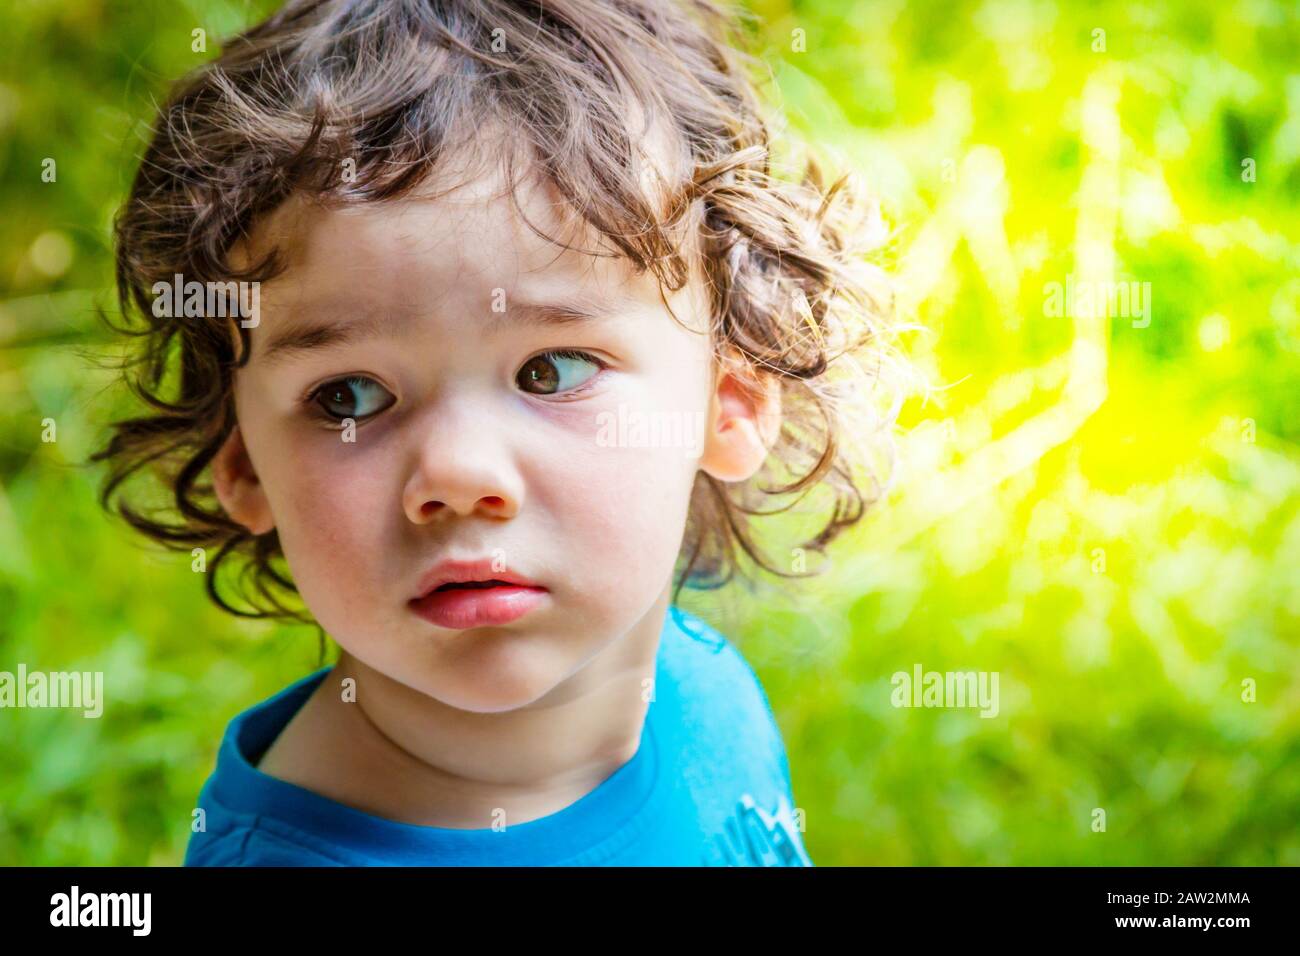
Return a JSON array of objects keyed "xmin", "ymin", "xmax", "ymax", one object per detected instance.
[
  {"xmin": 435, "ymin": 679, "xmax": 560, "ymax": 715},
  {"xmin": 431, "ymin": 641, "xmax": 569, "ymax": 714}
]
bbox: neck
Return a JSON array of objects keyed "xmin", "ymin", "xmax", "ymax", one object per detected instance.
[{"xmin": 315, "ymin": 585, "xmax": 671, "ymax": 828}]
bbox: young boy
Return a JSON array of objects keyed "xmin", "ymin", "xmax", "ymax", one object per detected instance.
[{"xmin": 96, "ymin": 0, "xmax": 901, "ymax": 866}]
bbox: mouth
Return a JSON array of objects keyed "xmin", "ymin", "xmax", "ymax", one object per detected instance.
[
  {"xmin": 431, "ymin": 579, "xmax": 518, "ymax": 592},
  {"xmin": 409, "ymin": 560, "xmax": 549, "ymax": 630}
]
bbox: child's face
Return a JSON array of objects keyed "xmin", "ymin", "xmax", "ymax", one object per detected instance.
[{"xmin": 212, "ymin": 157, "xmax": 774, "ymax": 713}]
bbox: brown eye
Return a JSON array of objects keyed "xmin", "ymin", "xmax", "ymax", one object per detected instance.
[
  {"xmin": 312, "ymin": 375, "xmax": 395, "ymax": 420},
  {"xmin": 516, "ymin": 350, "xmax": 602, "ymax": 396}
]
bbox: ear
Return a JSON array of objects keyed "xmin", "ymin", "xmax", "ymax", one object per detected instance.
[
  {"xmin": 211, "ymin": 425, "xmax": 276, "ymax": 535},
  {"xmin": 699, "ymin": 356, "xmax": 782, "ymax": 483}
]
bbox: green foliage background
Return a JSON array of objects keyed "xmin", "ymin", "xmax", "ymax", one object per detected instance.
[{"xmin": 1, "ymin": 0, "xmax": 1296, "ymax": 865}]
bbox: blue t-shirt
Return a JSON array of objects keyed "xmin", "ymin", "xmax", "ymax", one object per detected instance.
[{"xmin": 184, "ymin": 605, "xmax": 812, "ymax": 866}]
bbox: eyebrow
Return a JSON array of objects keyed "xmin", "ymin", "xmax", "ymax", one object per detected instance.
[{"xmin": 258, "ymin": 299, "xmax": 615, "ymax": 365}]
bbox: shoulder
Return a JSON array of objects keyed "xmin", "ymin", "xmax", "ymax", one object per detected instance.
[
  {"xmin": 660, "ymin": 607, "xmax": 809, "ymax": 865},
  {"xmin": 184, "ymin": 667, "xmax": 343, "ymax": 867},
  {"xmin": 661, "ymin": 606, "xmax": 791, "ymax": 767},
  {"xmin": 185, "ymin": 817, "xmax": 349, "ymax": 866},
  {"xmin": 663, "ymin": 607, "xmax": 773, "ymax": 711}
]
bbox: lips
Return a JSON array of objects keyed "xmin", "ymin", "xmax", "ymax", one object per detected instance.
[
  {"xmin": 409, "ymin": 558, "xmax": 548, "ymax": 630},
  {"xmin": 433, "ymin": 579, "xmax": 513, "ymax": 591},
  {"xmin": 413, "ymin": 558, "xmax": 543, "ymax": 597}
]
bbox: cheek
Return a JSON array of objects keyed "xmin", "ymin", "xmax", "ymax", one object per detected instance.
[
  {"xmin": 549, "ymin": 353, "xmax": 711, "ymax": 590},
  {"xmin": 260, "ymin": 437, "xmax": 398, "ymax": 623},
  {"xmin": 530, "ymin": 410, "xmax": 702, "ymax": 615}
]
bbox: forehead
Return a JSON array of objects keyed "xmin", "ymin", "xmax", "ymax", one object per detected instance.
[
  {"xmin": 245, "ymin": 172, "xmax": 613, "ymax": 296},
  {"xmin": 233, "ymin": 112, "xmax": 696, "ymax": 317}
]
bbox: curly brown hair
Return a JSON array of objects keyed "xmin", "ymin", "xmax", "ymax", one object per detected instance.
[{"xmin": 92, "ymin": 0, "xmax": 910, "ymax": 624}]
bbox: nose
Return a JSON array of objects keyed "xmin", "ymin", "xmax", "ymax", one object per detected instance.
[{"xmin": 402, "ymin": 406, "xmax": 524, "ymax": 524}]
